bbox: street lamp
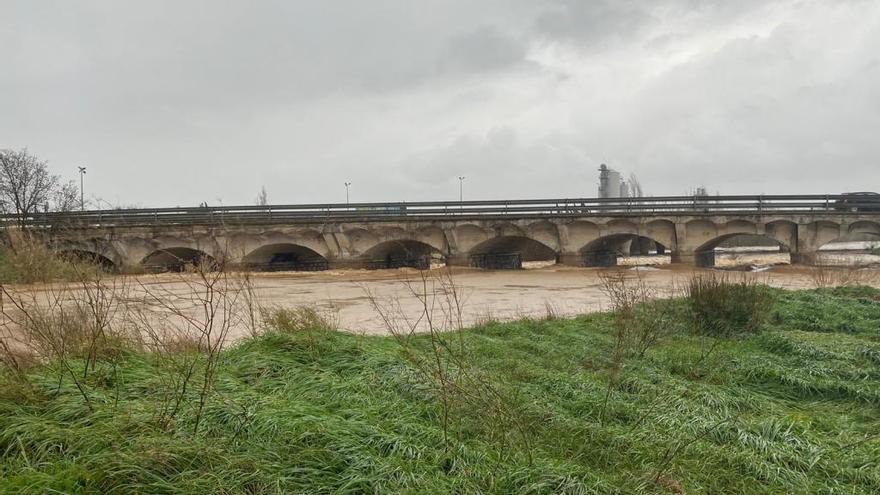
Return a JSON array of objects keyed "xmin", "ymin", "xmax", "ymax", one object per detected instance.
[
  {"xmin": 344, "ymin": 182, "xmax": 352, "ymax": 205},
  {"xmin": 78, "ymin": 166, "xmax": 87, "ymax": 211},
  {"xmin": 457, "ymin": 176, "xmax": 466, "ymax": 210}
]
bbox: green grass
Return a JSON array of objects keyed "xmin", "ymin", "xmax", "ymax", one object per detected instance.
[{"xmin": 2, "ymin": 287, "xmax": 880, "ymax": 494}]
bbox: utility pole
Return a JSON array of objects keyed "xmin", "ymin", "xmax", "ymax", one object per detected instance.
[
  {"xmin": 78, "ymin": 166, "xmax": 87, "ymax": 211},
  {"xmin": 344, "ymin": 182, "xmax": 352, "ymax": 205},
  {"xmin": 458, "ymin": 176, "xmax": 465, "ymax": 210}
]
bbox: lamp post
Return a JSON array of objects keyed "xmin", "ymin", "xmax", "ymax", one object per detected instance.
[
  {"xmin": 457, "ymin": 176, "xmax": 465, "ymax": 210},
  {"xmin": 78, "ymin": 166, "xmax": 87, "ymax": 211},
  {"xmin": 344, "ymin": 182, "xmax": 352, "ymax": 205}
]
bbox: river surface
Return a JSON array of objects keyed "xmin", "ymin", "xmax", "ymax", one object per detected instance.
[{"xmin": 2, "ymin": 260, "xmax": 878, "ymax": 342}]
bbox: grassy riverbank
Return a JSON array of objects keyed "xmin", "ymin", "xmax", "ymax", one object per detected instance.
[{"xmin": 1, "ymin": 286, "xmax": 879, "ymax": 494}]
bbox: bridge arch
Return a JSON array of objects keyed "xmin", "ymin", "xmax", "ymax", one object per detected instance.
[
  {"xmin": 372, "ymin": 226, "xmax": 446, "ymax": 254},
  {"xmin": 452, "ymin": 224, "xmax": 489, "ymax": 252},
  {"xmin": 848, "ymin": 220, "xmax": 880, "ymax": 237},
  {"xmin": 56, "ymin": 249, "xmax": 116, "ymax": 271},
  {"xmin": 579, "ymin": 234, "xmax": 669, "ymax": 267},
  {"xmin": 816, "ymin": 222, "xmax": 880, "ymax": 258},
  {"xmin": 696, "ymin": 233, "xmax": 792, "ymax": 253},
  {"xmin": 525, "ymin": 221, "xmax": 560, "ymax": 251},
  {"xmin": 724, "ymin": 220, "xmax": 759, "ymax": 236},
  {"xmin": 605, "ymin": 219, "xmax": 640, "ymax": 235},
  {"xmin": 375, "ymin": 226, "xmax": 409, "ymax": 242},
  {"xmin": 764, "ymin": 220, "xmax": 799, "ymax": 250},
  {"xmin": 683, "ymin": 219, "xmax": 718, "ymax": 252},
  {"xmin": 343, "ymin": 228, "xmax": 380, "ymax": 255},
  {"xmin": 467, "ymin": 235, "xmax": 556, "ymax": 269},
  {"xmin": 563, "ymin": 221, "xmax": 600, "ymax": 251},
  {"xmin": 242, "ymin": 243, "xmax": 328, "ymax": 271},
  {"xmin": 50, "ymin": 238, "xmax": 122, "ymax": 268},
  {"xmin": 413, "ymin": 226, "xmax": 449, "ymax": 253},
  {"xmin": 642, "ymin": 220, "xmax": 677, "ymax": 250},
  {"xmin": 361, "ymin": 239, "xmax": 444, "ymax": 270},
  {"xmin": 291, "ymin": 229, "xmax": 333, "ymax": 257},
  {"xmin": 490, "ymin": 222, "xmax": 527, "ymax": 238},
  {"xmin": 802, "ymin": 221, "xmax": 843, "ymax": 252},
  {"xmin": 234, "ymin": 230, "xmax": 332, "ymax": 261},
  {"xmin": 817, "ymin": 232, "xmax": 880, "ymax": 248},
  {"xmin": 141, "ymin": 247, "xmax": 217, "ymax": 273},
  {"xmin": 694, "ymin": 232, "xmax": 791, "ymax": 268}
]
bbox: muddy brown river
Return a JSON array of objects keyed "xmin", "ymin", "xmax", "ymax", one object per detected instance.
[
  {"xmin": 232, "ymin": 263, "xmax": 877, "ymax": 334},
  {"xmin": 2, "ymin": 257, "xmax": 878, "ymax": 344}
]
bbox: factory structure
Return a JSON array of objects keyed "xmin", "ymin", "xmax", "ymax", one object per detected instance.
[{"xmin": 598, "ymin": 164, "xmax": 641, "ymax": 198}]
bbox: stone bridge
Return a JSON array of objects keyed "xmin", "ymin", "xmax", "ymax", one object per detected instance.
[{"xmin": 31, "ymin": 195, "xmax": 880, "ymax": 272}]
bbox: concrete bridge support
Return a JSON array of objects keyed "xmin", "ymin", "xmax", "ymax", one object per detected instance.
[{"xmin": 39, "ymin": 214, "xmax": 880, "ymax": 272}]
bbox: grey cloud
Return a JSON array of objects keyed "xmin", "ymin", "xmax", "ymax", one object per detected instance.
[
  {"xmin": 533, "ymin": 0, "xmax": 654, "ymax": 47},
  {"xmin": 395, "ymin": 127, "xmax": 596, "ymax": 200},
  {"xmin": 0, "ymin": 0, "xmax": 877, "ymax": 206},
  {"xmin": 530, "ymin": 0, "xmax": 792, "ymax": 49},
  {"xmin": 617, "ymin": 14, "xmax": 880, "ymax": 193},
  {"xmin": 440, "ymin": 27, "xmax": 529, "ymax": 74}
]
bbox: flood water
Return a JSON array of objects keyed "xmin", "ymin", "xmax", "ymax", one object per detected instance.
[{"xmin": 3, "ymin": 261, "xmax": 876, "ymax": 343}]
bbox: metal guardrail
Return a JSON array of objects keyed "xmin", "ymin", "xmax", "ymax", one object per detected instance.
[{"xmin": 3, "ymin": 194, "xmax": 879, "ymax": 228}]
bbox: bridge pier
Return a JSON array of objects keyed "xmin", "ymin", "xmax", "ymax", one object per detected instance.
[
  {"xmin": 790, "ymin": 252, "xmax": 819, "ymax": 265},
  {"xmin": 445, "ymin": 254, "xmax": 470, "ymax": 267},
  {"xmin": 557, "ymin": 252, "xmax": 585, "ymax": 267},
  {"xmin": 670, "ymin": 251, "xmax": 697, "ymax": 266}
]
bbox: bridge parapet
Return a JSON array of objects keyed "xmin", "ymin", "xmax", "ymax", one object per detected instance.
[
  {"xmin": 6, "ymin": 194, "xmax": 879, "ymax": 228},
  {"xmin": 11, "ymin": 195, "xmax": 878, "ymax": 272}
]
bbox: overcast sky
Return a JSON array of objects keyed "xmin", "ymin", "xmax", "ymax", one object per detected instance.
[{"xmin": 2, "ymin": 0, "xmax": 878, "ymax": 207}]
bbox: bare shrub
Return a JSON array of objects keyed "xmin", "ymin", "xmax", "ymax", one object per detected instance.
[
  {"xmin": 365, "ymin": 268, "xmax": 533, "ymax": 461},
  {"xmin": 686, "ymin": 273, "xmax": 772, "ymax": 336},
  {"xmin": 131, "ymin": 252, "xmax": 247, "ymax": 434},
  {"xmin": 0, "ymin": 237, "xmax": 263, "ymax": 436},
  {"xmin": 473, "ymin": 311, "xmax": 498, "ymax": 327},
  {"xmin": 235, "ymin": 271, "xmax": 263, "ymax": 338},
  {"xmin": 0, "ymin": 230, "xmax": 102, "ymax": 284},
  {"xmin": 599, "ymin": 269, "xmax": 677, "ymax": 358},
  {"xmin": 542, "ymin": 300, "xmax": 560, "ymax": 321},
  {"xmin": 0, "ymin": 337, "xmax": 35, "ymax": 380},
  {"xmin": 0, "ymin": 265, "xmax": 136, "ymax": 409},
  {"xmin": 598, "ymin": 269, "xmax": 678, "ymax": 420}
]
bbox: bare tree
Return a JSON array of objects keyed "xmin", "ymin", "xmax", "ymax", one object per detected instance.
[
  {"xmin": 256, "ymin": 186, "xmax": 268, "ymax": 206},
  {"xmin": 0, "ymin": 148, "xmax": 60, "ymax": 224},
  {"xmin": 52, "ymin": 180, "xmax": 81, "ymax": 212},
  {"xmin": 628, "ymin": 173, "xmax": 644, "ymax": 197}
]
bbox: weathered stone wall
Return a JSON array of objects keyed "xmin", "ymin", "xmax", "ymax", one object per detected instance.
[{"xmin": 40, "ymin": 213, "xmax": 880, "ymax": 270}]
